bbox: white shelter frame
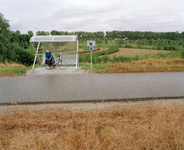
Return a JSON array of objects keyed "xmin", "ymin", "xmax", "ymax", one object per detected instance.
[{"xmin": 29, "ymin": 35, "xmax": 79, "ymax": 72}]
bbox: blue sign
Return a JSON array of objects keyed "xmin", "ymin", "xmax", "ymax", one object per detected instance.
[
  {"xmin": 89, "ymin": 46, "xmax": 93, "ymax": 51},
  {"xmin": 87, "ymin": 41, "xmax": 96, "ymax": 47}
]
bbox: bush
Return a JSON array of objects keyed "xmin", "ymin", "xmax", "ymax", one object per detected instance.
[
  {"xmin": 79, "ymin": 53, "xmax": 91, "ymax": 63},
  {"xmin": 163, "ymin": 46, "xmax": 169, "ymax": 50},
  {"xmin": 16, "ymin": 47, "xmax": 35, "ymax": 66},
  {"xmin": 113, "ymin": 55, "xmax": 132, "ymax": 63},
  {"xmin": 170, "ymin": 46, "xmax": 176, "ymax": 51},
  {"xmin": 154, "ymin": 52, "xmax": 167, "ymax": 59},
  {"xmin": 79, "ymin": 48, "xmax": 183, "ymax": 65},
  {"xmin": 79, "ymin": 45, "xmax": 83, "ymax": 48},
  {"xmin": 156, "ymin": 46, "xmax": 162, "ymax": 50},
  {"xmin": 123, "ymin": 44, "xmax": 132, "ymax": 48},
  {"xmin": 163, "ymin": 46, "xmax": 179, "ymax": 51},
  {"xmin": 93, "ymin": 55, "xmax": 102, "ymax": 64},
  {"xmin": 101, "ymin": 54, "xmax": 110, "ymax": 63},
  {"xmin": 94, "ymin": 46, "xmax": 119, "ymax": 56},
  {"xmin": 181, "ymin": 50, "xmax": 184, "ymax": 58}
]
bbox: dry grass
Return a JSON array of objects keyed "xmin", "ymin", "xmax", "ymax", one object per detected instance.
[
  {"xmin": 0, "ymin": 61, "xmax": 27, "ymax": 77},
  {"xmin": 99, "ymin": 57, "xmax": 184, "ymax": 73},
  {"xmin": 109, "ymin": 48, "xmax": 170, "ymax": 57},
  {"xmin": 0, "ymin": 61, "xmax": 25, "ymax": 68},
  {"xmin": 0, "ymin": 103, "xmax": 184, "ymax": 149}
]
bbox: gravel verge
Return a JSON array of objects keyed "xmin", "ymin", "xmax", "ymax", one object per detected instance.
[{"xmin": 0, "ymin": 99, "xmax": 184, "ymax": 113}]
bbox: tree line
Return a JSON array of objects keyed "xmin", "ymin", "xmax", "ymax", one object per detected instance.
[
  {"xmin": 37, "ymin": 30, "xmax": 184, "ymax": 41},
  {"xmin": 1, "ymin": 12, "xmax": 184, "ymax": 65},
  {"xmin": 0, "ymin": 13, "xmax": 34, "ymax": 65}
]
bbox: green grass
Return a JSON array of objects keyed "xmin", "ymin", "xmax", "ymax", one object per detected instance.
[
  {"xmin": 0, "ymin": 67, "xmax": 28, "ymax": 76},
  {"xmin": 79, "ymin": 62, "xmax": 107, "ymax": 71}
]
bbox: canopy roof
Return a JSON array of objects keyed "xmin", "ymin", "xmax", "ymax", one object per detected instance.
[{"xmin": 30, "ymin": 35, "xmax": 78, "ymax": 43}]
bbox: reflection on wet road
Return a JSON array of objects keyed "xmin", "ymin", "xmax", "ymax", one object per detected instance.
[{"xmin": 0, "ymin": 72, "xmax": 184, "ymax": 104}]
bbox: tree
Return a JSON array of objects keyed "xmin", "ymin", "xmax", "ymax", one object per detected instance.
[
  {"xmin": 36, "ymin": 31, "xmax": 49, "ymax": 35},
  {"xmin": 162, "ymin": 39, "xmax": 168, "ymax": 47},
  {"xmin": 101, "ymin": 40, "xmax": 106, "ymax": 48},
  {"xmin": 28, "ymin": 31, "xmax": 33, "ymax": 36},
  {"xmin": 16, "ymin": 30, "xmax": 20, "ymax": 34},
  {"xmin": 156, "ymin": 38, "xmax": 162, "ymax": 46},
  {"xmin": 137, "ymin": 39, "xmax": 141, "ymax": 46},
  {"xmin": 107, "ymin": 40, "xmax": 112, "ymax": 47},
  {"xmin": 0, "ymin": 13, "xmax": 34, "ymax": 64},
  {"xmin": 181, "ymin": 31, "xmax": 184, "ymax": 39},
  {"xmin": 0, "ymin": 13, "xmax": 11, "ymax": 62},
  {"xmin": 50, "ymin": 30, "xmax": 61, "ymax": 35}
]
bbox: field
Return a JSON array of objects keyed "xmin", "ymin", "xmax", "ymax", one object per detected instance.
[
  {"xmin": 109, "ymin": 48, "xmax": 170, "ymax": 57},
  {"xmin": 0, "ymin": 102, "xmax": 184, "ymax": 149}
]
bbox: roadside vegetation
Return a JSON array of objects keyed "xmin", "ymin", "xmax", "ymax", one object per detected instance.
[
  {"xmin": 0, "ymin": 61, "xmax": 28, "ymax": 77},
  {"xmin": 1, "ymin": 12, "xmax": 184, "ymax": 76},
  {"xmin": 1, "ymin": 12, "xmax": 184, "ymax": 150},
  {"xmin": 99, "ymin": 57, "xmax": 184, "ymax": 74},
  {"xmin": 0, "ymin": 103, "xmax": 184, "ymax": 149}
]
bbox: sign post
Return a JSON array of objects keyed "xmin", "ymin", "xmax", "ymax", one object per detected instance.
[
  {"xmin": 89, "ymin": 46, "xmax": 93, "ymax": 70},
  {"xmin": 87, "ymin": 41, "xmax": 95, "ymax": 70}
]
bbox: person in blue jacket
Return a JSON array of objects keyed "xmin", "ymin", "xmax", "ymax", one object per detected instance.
[{"xmin": 45, "ymin": 50, "xmax": 55, "ymax": 67}]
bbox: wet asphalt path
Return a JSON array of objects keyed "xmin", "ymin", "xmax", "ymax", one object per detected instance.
[{"xmin": 0, "ymin": 72, "xmax": 184, "ymax": 104}]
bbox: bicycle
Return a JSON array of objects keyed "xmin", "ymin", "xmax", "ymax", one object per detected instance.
[{"xmin": 45, "ymin": 55, "xmax": 67, "ymax": 70}]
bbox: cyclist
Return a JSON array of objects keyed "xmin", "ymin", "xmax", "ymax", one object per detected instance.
[{"xmin": 45, "ymin": 50, "xmax": 55, "ymax": 68}]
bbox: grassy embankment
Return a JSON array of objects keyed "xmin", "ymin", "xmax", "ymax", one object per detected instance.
[
  {"xmin": 80, "ymin": 48, "xmax": 184, "ymax": 73},
  {"xmin": 98, "ymin": 57, "xmax": 184, "ymax": 73},
  {"xmin": 1, "ymin": 47, "xmax": 184, "ymax": 76},
  {"xmin": 0, "ymin": 61, "xmax": 28, "ymax": 77},
  {"xmin": 0, "ymin": 103, "xmax": 184, "ymax": 149}
]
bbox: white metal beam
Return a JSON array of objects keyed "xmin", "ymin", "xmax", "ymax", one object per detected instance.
[{"xmin": 32, "ymin": 42, "xmax": 41, "ymax": 72}]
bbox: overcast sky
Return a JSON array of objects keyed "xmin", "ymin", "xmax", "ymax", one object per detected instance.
[{"xmin": 1, "ymin": 0, "xmax": 184, "ymax": 34}]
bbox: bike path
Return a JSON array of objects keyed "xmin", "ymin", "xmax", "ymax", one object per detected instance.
[{"xmin": 0, "ymin": 72, "xmax": 184, "ymax": 105}]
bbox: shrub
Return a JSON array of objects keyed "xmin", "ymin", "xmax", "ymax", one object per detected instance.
[
  {"xmin": 163, "ymin": 46, "xmax": 169, "ymax": 50},
  {"xmin": 180, "ymin": 50, "xmax": 184, "ymax": 58},
  {"xmin": 154, "ymin": 52, "xmax": 167, "ymax": 59},
  {"xmin": 102, "ymin": 54, "xmax": 110, "ymax": 63},
  {"xmin": 123, "ymin": 44, "xmax": 132, "ymax": 48},
  {"xmin": 79, "ymin": 53, "xmax": 91, "ymax": 63},
  {"xmin": 16, "ymin": 47, "xmax": 35, "ymax": 66},
  {"xmin": 156, "ymin": 46, "xmax": 162, "ymax": 50},
  {"xmin": 93, "ymin": 56, "xmax": 102, "ymax": 64},
  {"xmin": 79, "ymin": 45, "xmax": 83, "ymax": 48},
  {"xmin": 94, "ymin": 46, "xmax": 119, "ymax": 56}
]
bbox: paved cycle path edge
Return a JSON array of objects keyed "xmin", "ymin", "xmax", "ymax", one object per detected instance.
[{"xmin": 0, "ymin": 72, "xmax": 184, "ymax": 105}]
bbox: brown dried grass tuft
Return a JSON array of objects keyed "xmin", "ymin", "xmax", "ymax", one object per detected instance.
[
  {"xmin": 0, "ymin": 61, "xmax": 24, "ymax": 68},
  {"xmin": 99, "ymin": 57, "xmax": 184, "ymax": 73},
  {"xmin": 0, "ymin": 104, "xmax": 184, "ymax": 149},
  {"xmin": 0, "ymin": 73, "xmax": 16, "ymax": 77}
]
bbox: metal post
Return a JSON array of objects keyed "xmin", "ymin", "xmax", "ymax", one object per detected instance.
[
  {"xmin": 31, "ymin": 42, "xmax": 36, "ymax": 73},
  {"xmin": 31, "ymin": 42, "xmax": 41, "ymax": 72},
  {"xmin": 42, "ymin": 43, "xmax": 45, "ymax": 67},
  {"xmin": 76, "ymin": 40, "xmax": 78, "ymax": 71},
  {"xmin": 32, "ymin": 54, "xmax": 37, "ymax": 73},
  {"xmin": 59, "ymin": 43, "xmax": 61, "ymax": 56},
  {"xmin": 91, "ymin": 51, "xmax": 92, "ymax": 70}
]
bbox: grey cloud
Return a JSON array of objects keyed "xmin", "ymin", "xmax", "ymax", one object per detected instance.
[{"xmin": 1, "ymin": 0, "xmax": 184, "ymax": 33}]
